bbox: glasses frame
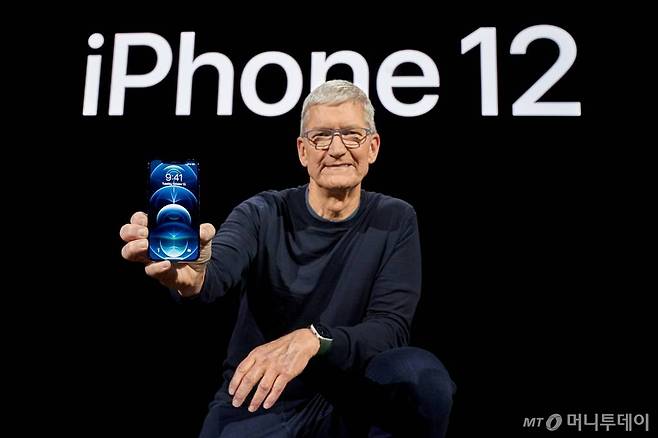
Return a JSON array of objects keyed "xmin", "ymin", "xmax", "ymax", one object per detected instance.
[{"xmin": 302, "ymin": 127, "xmax": 373, "ymax": 150}]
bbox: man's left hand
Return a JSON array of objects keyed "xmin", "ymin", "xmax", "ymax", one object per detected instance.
[{"xmin": 228, "ymin": 328, "xmax": 320, "ymax": 412}]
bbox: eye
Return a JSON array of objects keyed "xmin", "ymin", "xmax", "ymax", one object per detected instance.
[
  {"xmin": 341, "ymin": 128, "xmax": 366, "ymax": 141},
  {"xmin": 309, "ymin": 130, "xmax": 332, "ymax": 141}
]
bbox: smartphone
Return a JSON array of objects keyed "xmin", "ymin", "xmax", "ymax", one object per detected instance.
[{"xmin": 148, "ymin": 159, "xmax": 200, "ymax": 261}]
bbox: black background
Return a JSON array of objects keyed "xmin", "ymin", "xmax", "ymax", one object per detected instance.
[{"xmin": 32, "ymin": 4, "xmax": 655, "ymax": 437}]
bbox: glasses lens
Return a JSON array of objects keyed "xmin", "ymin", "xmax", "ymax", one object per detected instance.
[
  {"xmin": 308, "ymin": 130, "xmax": 333, "ymax": 148},
  {"xmin": 340, "ymin": 128, "xmax": 368, "ymax": 147}
]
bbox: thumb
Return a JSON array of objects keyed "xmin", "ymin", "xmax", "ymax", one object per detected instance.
[{"xmin": 200, "ymin": 223, "xmax": 216, "ymax": 245}]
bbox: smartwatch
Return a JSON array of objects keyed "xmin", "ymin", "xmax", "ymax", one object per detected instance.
[{"xmin": 309, "ymin": 323, "xmax": 333, "ymax": 355}]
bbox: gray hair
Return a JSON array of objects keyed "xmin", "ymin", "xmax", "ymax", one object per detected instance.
[{"xmin": 300, "ymin": 80, "xmax": 376, "ymax": 135}]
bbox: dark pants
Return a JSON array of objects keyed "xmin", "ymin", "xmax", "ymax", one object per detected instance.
[{"xmin": 199, "ymin": 347, "xmax": 456, "ymax": 438}]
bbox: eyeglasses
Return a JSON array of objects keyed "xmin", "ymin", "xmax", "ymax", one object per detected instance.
[{"xmin": 302, "ymin": 128, "xmax": 373, "ymax": 150}]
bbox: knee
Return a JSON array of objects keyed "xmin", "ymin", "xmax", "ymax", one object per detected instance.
[{"xmin": 366, "ymin": 347, "xmax": 456, "ymax": 419}]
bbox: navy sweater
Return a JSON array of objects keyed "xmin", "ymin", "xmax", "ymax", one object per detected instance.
[{"xmin": 186, "ymin": 184, "xmax": 421, "ymax": 398}]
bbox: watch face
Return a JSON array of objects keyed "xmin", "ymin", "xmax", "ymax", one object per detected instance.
[{"xmin": 315, "ymin": 324, "xmax": 332, "ymax": 339}]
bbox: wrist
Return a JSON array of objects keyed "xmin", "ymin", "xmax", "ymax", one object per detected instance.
[
  {"xmin": 308, "ymin": 323, "xmax": 333, "ymax": 356},
  {"xmin": 178, "ymin": 267, "xmax": 207, "ymax": 297},
  {"xmin": 302, "ymin": 328, "xmax": 321, "ymax": 356}
]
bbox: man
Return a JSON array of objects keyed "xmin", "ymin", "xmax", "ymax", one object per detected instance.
[{"xmin": 120, "ymin": 80, "xmax": 455, "ymax": 437}]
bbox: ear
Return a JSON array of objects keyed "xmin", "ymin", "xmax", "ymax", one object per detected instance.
[
  {"xmin": 297, "ymin": 137, "xmax": 308, "ymax": 167},
  {"xmin": 367, "ymin": 133, "xmax": 381, "ymax": 164}
]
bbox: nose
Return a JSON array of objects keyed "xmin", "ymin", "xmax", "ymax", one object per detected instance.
[{"xmin": 327, "ymin": 132, "xmax": 348, "ymax": 158}]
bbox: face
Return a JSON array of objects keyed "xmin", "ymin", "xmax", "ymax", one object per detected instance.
[{"xmin": 297, "ymin": 101, "xmax": 380, "ymax": 192}]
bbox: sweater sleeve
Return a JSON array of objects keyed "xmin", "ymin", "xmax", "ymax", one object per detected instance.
[
  {"xmin": 171, "ymin": 195, "xmax": 266, "ymax": 304},
  {"xmin": 323, "ymin": 208, "xmax": 422, "ymax": 372}
]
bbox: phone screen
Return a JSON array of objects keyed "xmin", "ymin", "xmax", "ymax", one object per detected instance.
[{"xmin": 148, "ymin": 160, "xmax": 200, "ymax": 261}]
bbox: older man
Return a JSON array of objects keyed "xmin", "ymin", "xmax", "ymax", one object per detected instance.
[{"xmin": 120, "ymin": 80, "xmax": 455, "ymax": 437}]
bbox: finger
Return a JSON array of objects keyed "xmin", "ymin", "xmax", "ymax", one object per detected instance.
[
  {"xmin": 232, "ymin": 367, "xmax": 265, "ymax": 408},
  {"xmin": 130, "ymin": 211, "xmax": 148, "ymax": 226},
  {"xmin": 121, "ymin": 239, "xmax": 149, "ymax": 262},
  {"xmin": 262, "ymin": 374, "xmax": 289, "ymax": 410},
  {"xmin": 119, "ymin": 223, "xmax": 148, "ymax": 242},
  {"xmin": 144, "ymin": 260, "xmax": 172, "ymax": 278},
  {"xmin": 248, "ymin": 369, "xmax": 278, "ymax": 412},
  {"xmin": 200, "ymin": 223, "xmax": 216, "ymax": 245},
  {"xmin": 229, "ymin": 356, "xmax": 256, "ymax": 396}
]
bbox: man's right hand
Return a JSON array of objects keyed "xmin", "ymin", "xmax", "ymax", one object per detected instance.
[{"xmin": 120, "ymin": 211, "xmax": 216, "ymax": 297}]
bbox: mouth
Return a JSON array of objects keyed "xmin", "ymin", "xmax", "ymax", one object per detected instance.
[{"xmin": 323, "ymin": 163, "xmax": 353, "ymax": 169}]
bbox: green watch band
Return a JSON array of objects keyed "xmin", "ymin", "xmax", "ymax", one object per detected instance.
[{"xmin": 309, "ymin": 323, "xmax": 333, "ymax": 355}]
